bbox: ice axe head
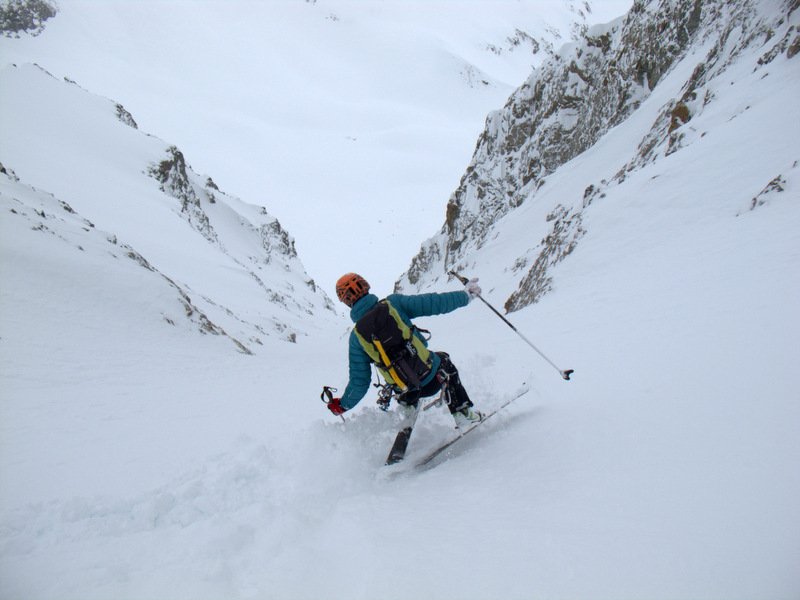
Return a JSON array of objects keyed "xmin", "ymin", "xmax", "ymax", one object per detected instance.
[
  {"xmin": 448, "ymin": 270, "xmax": 469, "ymax": 285},
  {"xmin": 561, "ymin": 369, "xmax": 574, "ymax": 381}
]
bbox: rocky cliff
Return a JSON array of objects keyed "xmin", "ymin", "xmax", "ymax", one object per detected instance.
[{"xmin": 398, "ymin": 0, "xmax": 799, "ymax": 312}]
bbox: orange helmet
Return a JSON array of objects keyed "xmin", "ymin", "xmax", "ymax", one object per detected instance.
[{"xmin": 336, "ymin": 273, "xmax": 370, "ymax": 306}]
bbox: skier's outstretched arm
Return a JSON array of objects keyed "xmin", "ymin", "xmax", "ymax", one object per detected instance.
[{"xmin": 387, "ymin": 290, "xmax": 469, "ymax": 320}]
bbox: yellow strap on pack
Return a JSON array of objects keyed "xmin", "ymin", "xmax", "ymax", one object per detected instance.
[{"xmin": 373, "ymin": 338, "xmax": 408, "ymax": 391}]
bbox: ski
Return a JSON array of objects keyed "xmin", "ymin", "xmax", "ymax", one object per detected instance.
[
  {"xmin": 415, "ymin": 386, "xmax": 530, "ymax": 469},
  {"xmin": 385, "ymin": 400, "xmax": 423, "ymax": 465}
]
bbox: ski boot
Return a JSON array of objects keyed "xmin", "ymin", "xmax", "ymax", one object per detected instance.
[
  {"xmin": 453, "ymin": 406, "xmax": 483, "ymax": 432},
  {"xmin": 399, "ymin": 401, "xmax": 419, "ymax": 426}
]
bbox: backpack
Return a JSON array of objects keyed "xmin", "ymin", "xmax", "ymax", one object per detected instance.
[{"xmin": 353, "ymin": 299, "xmax": 433, "ymax": 391}]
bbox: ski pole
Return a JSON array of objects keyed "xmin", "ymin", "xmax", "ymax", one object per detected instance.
[{"xmin": 449, "ymin": 271, "xmax": 574, "ymax": 381}]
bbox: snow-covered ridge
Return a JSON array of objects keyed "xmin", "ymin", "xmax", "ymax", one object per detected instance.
[
  {"xmin": 0, "ymin": 0, "xmax": 631, "ymax": 296},
  {"xmin": 1, "ymin": 164, "xmax": 255, "ymax": 354},
  {"xmin": 398, "ymin": 0, "xmax": 800, "ymax": 311},
  {"xmin": 0, "ymin": 63, "xmax": 338, "ymax": 352}
]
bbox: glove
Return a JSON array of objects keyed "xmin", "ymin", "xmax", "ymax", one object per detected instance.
[
  {"xmin": 466, "ymin": 278, "xmax": 481, "ymax": 302},
  {"xmin": 327, "ymin": 397, "xmax": 347, "ymax": 416}
]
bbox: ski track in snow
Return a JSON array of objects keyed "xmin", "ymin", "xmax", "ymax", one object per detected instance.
[{"xmin": 0, "ymin": 360, "xmax": 534, "ymax": 599}]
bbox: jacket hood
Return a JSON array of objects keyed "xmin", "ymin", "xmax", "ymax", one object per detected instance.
[{"xmin": 349, "ymin": 293, "xmax": 379, "ymax": 322}]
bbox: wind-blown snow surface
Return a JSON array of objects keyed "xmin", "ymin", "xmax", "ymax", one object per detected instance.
[{"xmin": 2, "ymin": 4, "xmax": 800, "ymax": 600}]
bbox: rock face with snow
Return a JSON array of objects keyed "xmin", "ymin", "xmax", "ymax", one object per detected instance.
[
  {"xmin": 398, "ymin": 0, "xmax": 800, "ymax": 311},
  {"xmin": 0, "ymin": 64, "xmax": 338, "ymax": 353},
  {"xmin": 0, "ymin": 0, "xmax": 58, "ymax": 37},
  {"xmin": 1, "ymin": 164, "xmax": 255, "ymax": 354}
]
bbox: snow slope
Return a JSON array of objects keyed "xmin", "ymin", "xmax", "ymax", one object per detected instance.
[
  {"xmin": 0, "ymin": 62, "xmax": 338, "ymax": 350},
  {"xmin": 0, "ymin": 0, "xmax": 632, "ymax": 295},
  {"xmin": 2, "ymin": 1, "xmax": 800, "ymax": 599}
]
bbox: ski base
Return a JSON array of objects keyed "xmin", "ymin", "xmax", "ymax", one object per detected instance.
[
  {"xmin": 385, "ymin": 427, "xmax": 413, "ymax": 465},
  {"xmin": 384, "ymin": 400, "xmax": 423, "ymax": 465}
]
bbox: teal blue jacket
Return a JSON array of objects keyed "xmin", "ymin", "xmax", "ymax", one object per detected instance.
[{"xmin": 340, "ymin": 291, "xmax": 469, "ymax": 410}]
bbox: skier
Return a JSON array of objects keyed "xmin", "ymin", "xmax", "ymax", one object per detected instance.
[{"xmin": 326, "ymin": 273, "xmax": 484, "ymax": 430}]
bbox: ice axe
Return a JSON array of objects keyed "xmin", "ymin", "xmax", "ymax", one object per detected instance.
[
  {"xmin": 320, "ymin": 386, "xmax": 346, "ymax": 422},
  {"xmin": 449, "ymin": 271, "xmax": 574, "ymax": 381}
]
